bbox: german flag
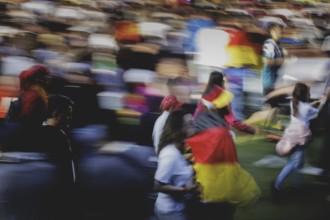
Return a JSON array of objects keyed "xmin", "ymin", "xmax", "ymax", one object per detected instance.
[
  {"xmin": 225, "ymin": 29, "xmax": 263, "ymax": 69},
  {"xmin": 203, "ymin": 85, "xmax": 233, "ymax": 109},
  {"xmin": 186, "ymin": 110, "xmax": 261, "ymax": 206},
  {"xmin": 193, "ymin": 85, "xmax": 233, "ymax": 120}
]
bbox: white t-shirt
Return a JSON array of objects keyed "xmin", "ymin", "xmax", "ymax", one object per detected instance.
[
  {"xmin": 154, "ymin": 144, "xmax": 194, "ymax": 213},
  {"xmin": 152, "ymin": 111, "xmax": 170, "ymax": 153},
  {"xmin": 290, "ymin": 101, "xmax": 319, "ymax": 127}
]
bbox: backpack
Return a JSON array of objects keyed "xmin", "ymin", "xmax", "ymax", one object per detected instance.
[{"xmin": 5, "ymin": 98, "xmax": 22, "ymax": 122}]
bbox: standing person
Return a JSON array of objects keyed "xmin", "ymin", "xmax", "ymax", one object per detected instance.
[
  {"xmin": 154, "ymin": 109, "xmax": 199, "ymax": 220},
  {"xmin": 41, "ymin": 95, "xmax": 76, "ymax": 185},
  {"xmin": 318, "ymin": 88, "xmax": 330, "ymax": 183},
  {"xmin": 186, "ymin": 72, "xmax": 261, "ymax": 220},
  {"xmin": 261, "ymin": 23, "xmax": 284, "ymax": 96},
  {"xmin": 193, "ymin": 71, "xmax": 256, "ymax": 135},
  {"xmin": 40, "ymin": 95, "xmax": 77, "ymax": 220},
  {"xmin": 272, "ymin": 82, "xmax": 327, "ymax": 193},
  {"xmin": 6, "ymin": 65, "xmax": 49, "ymax": 126},
  {"xmin": 152, "ymin": 95, "xmax": 183, "ymax": 153}
]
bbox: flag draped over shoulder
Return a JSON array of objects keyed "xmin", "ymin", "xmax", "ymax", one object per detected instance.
[
  {"xmin": 202, "ymin": 85, "xmax": 234, "ymax": 109},
  {"xmin": 194, "ymin": 85, "xmax": 234, "ymax": 120},
  {"xmin": 186, "ymin": 110, "xmax": 261, "ymax": 206},
  {"xmin": 194, "ymin": 85, "xmax": 256, "ymax": 134}
]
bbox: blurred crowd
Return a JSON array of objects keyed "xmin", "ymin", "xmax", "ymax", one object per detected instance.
[{"xmin": 0, "ymin": 0, "xmax": 329, "ymax": 123}]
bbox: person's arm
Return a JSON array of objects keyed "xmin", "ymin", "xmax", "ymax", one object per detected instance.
[
  {"xmin": 154, "ymin": 151, "xmax": 182, "ymax": 196},
  {"xmin": 265, "ymin": 85, "xmax": 294, "ymax": 100},
  {"xmin": 309, "ymin": 96, "xmax": 327, "ymax": 109},
  {"xmin": 309, "ymin": 100, "xmax": 320, "ymax": 106},
  {"xmin": 224, "ymin": 105, "xmax": 256, "ymax": 134},
  {"xmin": 263, "ymin": 57, "xmax": 284, "ymax": 66},
  {"xmin": 154, "ymin": 180, "xmax": 200, "ymax": 200},
  {"xmin": 154, "ymin": 180, "xmax": 187, "ymax": 196},
  {"xmin": 317, "ymin": 96, "xmax": 327, "ymax": 111},
  {"xmin": 154, "ymin": 153, "xmax": 198, "ymax": 199}
]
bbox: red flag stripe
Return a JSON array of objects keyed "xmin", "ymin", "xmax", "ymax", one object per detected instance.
[{"xmin": 186, "ymin": 126, "xmax": 238, "ymax": 164}]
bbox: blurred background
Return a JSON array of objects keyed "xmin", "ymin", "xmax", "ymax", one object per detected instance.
[{"xmin": 0, "ymin": 0, "xmax": 329, "ymax": 131}]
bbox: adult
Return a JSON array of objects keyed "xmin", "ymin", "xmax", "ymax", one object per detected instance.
[
  {"xmin": 193, "ymin": 71, "xmax": 255, "ymax": 135},
  {"xmin": 186, "ymin": 71, "xmax": 260, "ymax": 220},
  {"xmin": 6, "ymin": 65, "xmax": 49, "ymax": 126},
  {"xmin": 40, "ymin": 95, "xmax": 77, "ymax": 219},
  {"xmin": 261, "ymin": 23, "xmax": 284, "ymax": 96},
  {"xmin": 0, "ymin": 151, "xmax": 58, "ymax": 220},
  {"xmin": 152, "ymin": 95, "xmax": 183, "ymax": 153},
  {"xmin": 318, "ymin": 89, "xmax": 330, "ymax": 183},
  {"xmin": 186, "ymin": 103, "xmax": 261, "ymax": 220}
]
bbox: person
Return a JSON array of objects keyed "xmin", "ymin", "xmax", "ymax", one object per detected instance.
[
  {"xmin": 154, "ymin": 109, "xmax": 199, "ymax": 220},
  {"xmin": 0, "ymin": 146, "xmax": 59, "ymax": 220},
  {"xmin": 193, "ymin": 71, "xmax": 256, "ymax": 135},
  {"xmin": 185, "ymin": 71, "xmax": 260, "ymax": 220},
  {"xmin": 40, "ymin": 95, "xmax": 77, "ymax": 219},
  {"xmin": 152, "ymin": 95, "xmax": 183, "ymax": 153},
  {"xmin": 186, "ymin": 97, "xmax": 261, "ymax": 220},
  {"xmin": 318, "ymin": 88, "xmax": 330, "ymax": 183},
  {"xmin": 0, "ymin": 97, "xmax": 71, "ymax": 220},
  {"xmin": 272, "ymin": 82, "xmax": 327, "ymax": 193},
  {"xmin": 261, "ymin": 23, "xmax": 284, "ymax": 96},
  {"xmin": 77, "ymin": 144, "xmax": 156, "ymax": 220},
  {"xmin": 6, "ymin": 65, "xmax": 50, "ymax": 126},
  {"xmin": 41, "ymin": 94, "xmax": 76, "ymax": 184}
]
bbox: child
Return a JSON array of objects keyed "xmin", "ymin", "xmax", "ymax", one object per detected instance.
[{"xmin": 272, "ymin": 82, "xmax": 327, "ymax": 193}]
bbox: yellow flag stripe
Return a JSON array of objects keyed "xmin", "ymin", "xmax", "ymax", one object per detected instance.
[
  {"xmin": 194, "ymin": 163, "xmax": 261, "ymax": 206},
  {"xmin": 212, "ymin": 90, "xmax": 234, "ymax": 109}
]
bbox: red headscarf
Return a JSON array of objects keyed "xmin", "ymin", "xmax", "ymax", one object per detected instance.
[
  {"xmin": 18, "ymin": 65, "xmax": 49, "ymax": 120},
  {"xmin": 160, "ymin": 95, "xmax": 183, "ymax": 111},
  {"xmin": 19, "ymin": 65, "xmax": 49, "ymax": 89}
]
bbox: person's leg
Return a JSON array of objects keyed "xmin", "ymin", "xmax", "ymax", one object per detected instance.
[
  {"xmin": 291, "ymin": 147, "xmax": 305, "ymax": 188},
  {"xmin": 274, "ymin": 152, "xmax": 297, "ymax": 189}
]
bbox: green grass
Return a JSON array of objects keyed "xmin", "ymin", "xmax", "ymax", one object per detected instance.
[{"xmin": 233, "ymin": 133, "xmax": 330, "ymax": 220}]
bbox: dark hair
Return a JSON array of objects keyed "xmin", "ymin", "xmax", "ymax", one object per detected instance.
[
  {"xmin": 292, "ymin": 82, "xmax": 310, "ymax": 117},
  {"xmin": 206, "ymin": 71, "xmax": 225, "ymax": 89},
  {"xmin": 158, "ymin": 109, "xmax": 188, "ymax": 155},
  {"xmin": 203, "ymin": 71, "xmax": 230, "ymax": 115},
  {"xmin": 46, "ymin": 95, "xmax": 74, "ymax": 118}
]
